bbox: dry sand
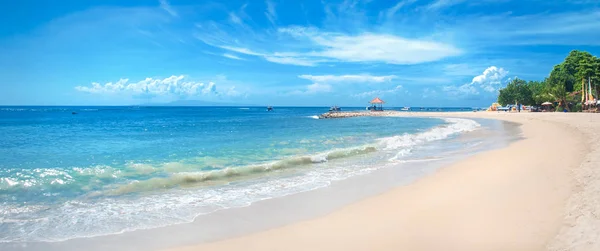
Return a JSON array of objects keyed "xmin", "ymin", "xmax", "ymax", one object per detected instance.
[{"xmin": 168, "ymin": 112, "xmax": 600, "ymax": 251}]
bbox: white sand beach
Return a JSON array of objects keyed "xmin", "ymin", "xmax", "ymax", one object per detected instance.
[{"xmin": 169, "ymin": 112, "xmax": 600, "ymax": 251}]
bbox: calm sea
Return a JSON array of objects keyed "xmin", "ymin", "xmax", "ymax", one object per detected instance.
[{"xmin": 0, "ymin": 106, "xmax": 485, "ymax": 242}]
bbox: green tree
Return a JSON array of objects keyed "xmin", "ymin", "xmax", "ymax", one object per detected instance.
[
  {"xmin": 497, "ymin": 78, "xmax": 533, "ymax": 106},
  {"xmin": 559, "ymin": 50, "xmax": 600, "ymax": 93},
  {"xmin": 547, "ymin": 68, "xmax": 574, "ymax": 111},
  {"xmin": 528, "ymin": 80, "xmax": 552, "ymax": 105},
  {"xmin": 549, "ymin": 65, "xmax": 576, "ymax": 92},
  {"xmin": 495, "ymin": 50, "xmax": 599, "ymax": 111}
]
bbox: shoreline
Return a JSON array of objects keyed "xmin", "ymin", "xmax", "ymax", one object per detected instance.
[
  {"xmin": 3, "ymin": 112, "xmax": 598, "ymax": 250},
  {"xmin": 170, "ymin": 112, "xmax": 599, "ymax": 251},
  {"xmin": 2, "ymin": 117, "xmax": 515, "ymax": 251}
]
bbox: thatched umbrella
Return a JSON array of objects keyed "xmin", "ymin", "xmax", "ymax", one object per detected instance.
[{"xmin": 369, "ymin": 97, "xmax": 385, "ymax": 111}]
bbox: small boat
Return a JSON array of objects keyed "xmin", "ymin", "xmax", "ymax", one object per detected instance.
[
  {"xmin": 401, "ymin": 107, "xmax": 410, "ymax": 111},
  {"xmin": 329, "ymin": 106, "xmax": 341, "ymax": 112},
  {"xmin": 266, "ymin": 106, "xmax": 273, "ymax": 111},
  {"xmin": 71, "ymin": 112, "xmax": 77, "ymax": 115}
]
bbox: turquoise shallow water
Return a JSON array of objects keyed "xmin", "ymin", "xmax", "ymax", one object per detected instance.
[{"xmin": 0, "ymin": 106, "xmax": 483, "ymax": 242}]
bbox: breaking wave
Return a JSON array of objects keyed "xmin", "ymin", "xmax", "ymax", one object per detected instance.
[
  {"xmin": 109, "ymin": 118, "xmax": 479, "ymax": 195},
  {"xmin": 0, "ymin": 117, "xmax": 483, "ymax": 243},
  {"xmin": 109, "ymin": 146, "xmax": 377, "ymax": 195}
]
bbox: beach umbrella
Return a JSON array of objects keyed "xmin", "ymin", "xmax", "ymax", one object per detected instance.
[{"xmin": 541, "ymin": 102, "xmax": 553, "ymax": 111}]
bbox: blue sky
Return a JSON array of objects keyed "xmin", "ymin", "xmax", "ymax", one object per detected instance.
[{"xmin": 1, "ymin": 0, "xmax": 599, "ymax": 107}]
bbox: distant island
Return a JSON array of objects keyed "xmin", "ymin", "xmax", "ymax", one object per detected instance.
[{"xmin": 496, "ymin": 50, "xmax": 599, "ymax": 112}]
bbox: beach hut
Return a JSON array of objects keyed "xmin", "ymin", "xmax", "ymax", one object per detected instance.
[{"xmin": 369, "ymin": 97, "xmax": 385, "ymax": 111}]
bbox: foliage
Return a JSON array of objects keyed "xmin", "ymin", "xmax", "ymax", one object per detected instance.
[
  {"xmin": 496, "ymin": 50, "xmax": 600, "ymax": 111},
  {"xmin": 528, "ymin": 80, "xmax": 552, "ymax": 105},
  {"xmin": 497, "ymin": 78, "xmax": 533, "ymax": 106},
  {"xmin": 547, "ymin": 66, "xmax": 575, "ymax": 111},
  {"xmin": 563, "ymin": 50, "xmax": 600, "ymax": 92}
]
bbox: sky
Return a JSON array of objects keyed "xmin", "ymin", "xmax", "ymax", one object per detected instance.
[{"xmin": 1, "ymin": 0, "xmax": 599, "ymax": 107}]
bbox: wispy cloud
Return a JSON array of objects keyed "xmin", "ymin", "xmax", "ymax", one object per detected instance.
[
  {"xmin": 264, "ymin": 56, "xmax": 320, "ymax": 66},
  {"xmin": 288, "ymin": 83, "xmax": 333, "ymax": 95},
  {"xmin": 223, "ymin": 86, "xmax": 244, "ymax": 97},
  {"xmin": 202, "ymin": 26, "xmax": 462, "ymax": 66},
  {"xmin": 380, "ymin": 0, "xmax": 417, "ymax": 20},
  {"xmin": 217, "ymin": 46, "xmax": 321, "ymax": 66},
  {"xmin": 265, "ymin": 1, "xmax": 277, "ymax": 25},
  {"xmin": 425, "ymin": 0, "xmax": 467, "ymax": 10},
  {"xmin": 229, "ymin": 13, "xmax": 243, "ymax": 25},
  {"xmin": 443, "ymin": 84, "xmax": 480, "ymax": 96},
  {"xmin": 278, "ymin": 27, "xmax": 462, "ymax": 64},
  {"xmin": 421, "ymin": 88, "xmax": 438, "ymax": 99},
  {"xmin": 159, "ymin": 0, "xmax": 177, "ymax": 17},
  {"xmin": 353, "ymin": 85, "xmax": 404, "ymax": 98},
  {"xmin": 443, "ymin": 64, "xmax": 478, "ymax": 76},
  {"xmin": 307, "ymin": 83, "xmax": 332, "ymax": 93},
  {"xmin": 75, "ymin": 75, "xmax": 220, "ymax": 97},
  {"xmin": 220, "ymin": 46, "xmax": 262, "ymax": 56},
  {"xmin": 223, "ymin": 53, "xmax": 245, "ymax": 60},
  {"xmin": 451, "ymin": 10, "xmax": 600, "ymax": 46},
  {"xmin": 298, "ymin": 74, "xmax": 397, "ymax": 83}
]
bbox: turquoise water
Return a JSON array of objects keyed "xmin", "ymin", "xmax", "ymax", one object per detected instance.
[{"xmin": 0, "ymin": 106, "xmax": 481, "ymax": 242}]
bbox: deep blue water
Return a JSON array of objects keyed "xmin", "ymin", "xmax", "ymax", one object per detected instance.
[{"xmin": 0, "ymin": 106, "xmax": 480, "ymax": 242}]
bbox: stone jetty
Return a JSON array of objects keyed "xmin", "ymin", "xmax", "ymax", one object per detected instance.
[{"xmin": 318, "ymin": 111, "xmax": 400, "ymax": 119}]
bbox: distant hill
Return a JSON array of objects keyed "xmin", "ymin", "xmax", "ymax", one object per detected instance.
[{"xmin": 140, "ymin": 100, "xmax": 258, "ymax": 107}]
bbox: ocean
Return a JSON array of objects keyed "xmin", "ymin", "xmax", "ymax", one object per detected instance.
[{"xmin": 0, "ymin": 106, "xmax": 505, "ymax": 243}]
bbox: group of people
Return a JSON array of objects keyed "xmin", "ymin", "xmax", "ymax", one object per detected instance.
[{"xmin": 502, "ymin": 104, "xmax": 523, "ymax": 112}]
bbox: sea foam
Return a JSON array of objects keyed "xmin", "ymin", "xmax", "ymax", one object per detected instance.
[{"xmin": 0, "ymin": 117, "xmax": 481, "ymax": 243}]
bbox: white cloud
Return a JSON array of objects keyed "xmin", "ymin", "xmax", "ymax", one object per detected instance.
[
  {"xmin": 453, "ymin": 10, "xmax": 600, "ymax": 46},
  {"xmin": 298, "ymin": 74, "xmax": 397, "ymax": 83},
  {"xmin": 443, "ymin": 64, "xmax": 478, "ymax": 76},
  {"xmin": 216, "ymin": 46, "xmax": 320, "ymax": 66},
  {"xmin": 307, "ymin": 83, "xmax": 332, "ymax": 93},
  {"xmin": 422, "ymin": 88, "xmax": 438, "ymax": 98},
  {"xmin": 471, "ymin": 66, "xmax": 509, "ymax": 92},
  {"xmin": 159, "ymin": 0, "xmax": 177, "ymax": 17},
  {"xmin": 265, "ymin": 1, "xmax": 277, "ymax": 25},
  {"xmin": 380, "ymin": 0, "xmax": 417, "ymax": 21},
  {"xmin": 224, "ymin": 86, "xmax": 243, "ymax": 97},
  {"xmin": 229, "ymin": 13, "xmax": 243, "ymax": 25},
  {"xmin": 278, "ymin": 28, "xmax": 462, "ymax": 64},
  {"xmin": 264, "ymin": 56, "xmax": 319, "ymax": 66},
  {"xmin": 443, "ymin": 84, "xmax": 479, "ymax": 96},
  {"xmin": 223, "ymin": 53, "xmax": 244, "ymax": 60},
  {"xmin": 75, "ymin": 75, "xmax": 221, "ymax": 97},
  {"xmin": 219, "ymin": 46, "xmax": 263, "ymax": 56},
  {"xmin": 201, "ymin": 26, "xmax": 461, "ymax": 66},
  {"xmin": 442, "ymin": 66, "xmax": 509, "ymax": 97},
  {"xmin": 287, "ymin": 83, "xmax": 332, "ymax": 96},
  {"xmin": 425, "ymin": 0, "xmax": 467, "ymax": 10},
  {"xmin": 353, "ymin": 85, "xmax": 404, "ymax": 98}
]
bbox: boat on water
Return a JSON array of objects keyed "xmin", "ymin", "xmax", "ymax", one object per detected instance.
[
  {"xmin": 329, "ymin": 106, "xmax": 341, "ymax": 112},
  {"xmin": 400, "ymin": 107, "xmax": 410, "ymax": 111},
  {"xmin": 266, "ymin": 106, "xmax": 273, "ymax": 111}
]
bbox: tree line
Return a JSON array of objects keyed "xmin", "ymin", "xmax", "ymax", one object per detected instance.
[{"xmin": 497, "ymin": 50, "xmax": 600, "ymax": 111}]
